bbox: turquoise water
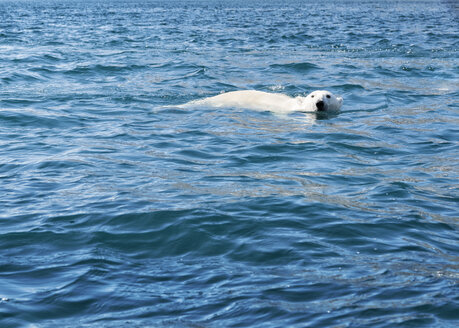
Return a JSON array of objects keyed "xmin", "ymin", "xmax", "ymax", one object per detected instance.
[{"xmin": 1, "ymin": 0, "xmax": 458, "ymax": 327}]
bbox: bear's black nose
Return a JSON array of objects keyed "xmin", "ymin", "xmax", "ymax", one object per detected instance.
[{"xmin": 316, "ymin": 100, "xmax": 325, "ymax": 111}]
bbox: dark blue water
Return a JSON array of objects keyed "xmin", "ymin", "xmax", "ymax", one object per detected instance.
[{"xmin": 1, "ymin": 0, "xmax": 458, "ymax": 326}]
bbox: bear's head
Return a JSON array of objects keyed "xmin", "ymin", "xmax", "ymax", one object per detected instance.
[{"xmin": 298, "ymin": 90, "xmax": 343, "ymax": 112}]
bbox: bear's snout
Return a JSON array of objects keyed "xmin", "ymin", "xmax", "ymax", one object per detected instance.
[{"xmin": 316, "ymin": 100, "xmax": 325, "ymax": 111}]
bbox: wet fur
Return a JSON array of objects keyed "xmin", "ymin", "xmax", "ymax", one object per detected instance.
[{"xmin": 179, "ymin": 90, "xmax": 343, "ymax": 113}]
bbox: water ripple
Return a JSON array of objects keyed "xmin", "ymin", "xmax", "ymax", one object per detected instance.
[{"xmin": 0, "ymin": 0, "xmax": 458, "ymax": 327}]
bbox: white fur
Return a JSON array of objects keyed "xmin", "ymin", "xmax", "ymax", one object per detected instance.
[{"xmin": 179, "ymin": 90, "xmax": 343, "ymax": 113}]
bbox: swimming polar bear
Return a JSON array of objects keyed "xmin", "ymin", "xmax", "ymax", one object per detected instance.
[{"xmin": 178, "ymin": 90, "xmax": 343, "ymax": 114}]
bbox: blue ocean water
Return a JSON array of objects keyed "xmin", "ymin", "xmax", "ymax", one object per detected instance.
[{"xmin": 0, "ymin": 0, "xmax": 458, "ymax": 326}]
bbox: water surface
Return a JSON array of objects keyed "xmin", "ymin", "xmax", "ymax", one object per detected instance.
[{"xmin": 0, "ymin": 0, "xmax": 458, "ymax": 327}]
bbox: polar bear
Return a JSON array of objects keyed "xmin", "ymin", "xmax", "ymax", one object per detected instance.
[{"xmin": 178, "ymin": 90, "xmax": 343, "ymax": 113}]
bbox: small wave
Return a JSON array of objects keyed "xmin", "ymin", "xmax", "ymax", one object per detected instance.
[
  {"xmin": 0, "ymin": 108, "xmax": 81, "ymax": 129},
  {"xmin": 63, "ymin": 63, "xmax": 147, "ymax": 75},
  {"xmin": 44, "ymin": 40, "xmax": 65, "ymax": 46},
  {"xmin": 280, "ymin": 33, "xmax": 314, "ymax": 41},
  {"xmin": 332, "ymin": 83, "xmax": 366, "ymax": 91},
  {"xmin": 2, "ymin": 71, "xmax": 44, "ymax": 83},
  {"xmin": 268, "ymin": 85, "xmax": 285, "ymax": 92},
  {"xmin": 269, "ymin": 62, "xmax": 321, "ymax": 72}
]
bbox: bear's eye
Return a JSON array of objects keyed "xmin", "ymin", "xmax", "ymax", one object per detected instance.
[
  {"xmin": 326, "ymin": 95, "xmax": 331, "ymax": 98},
  {"xmin": 311, "ymin": 95, "xmax": 314, "ymax": 98}
]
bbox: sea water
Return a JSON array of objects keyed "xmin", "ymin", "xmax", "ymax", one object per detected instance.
[{"xmin": 0, "ymin": 0, "xmax": 458, "ymax": 327}]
